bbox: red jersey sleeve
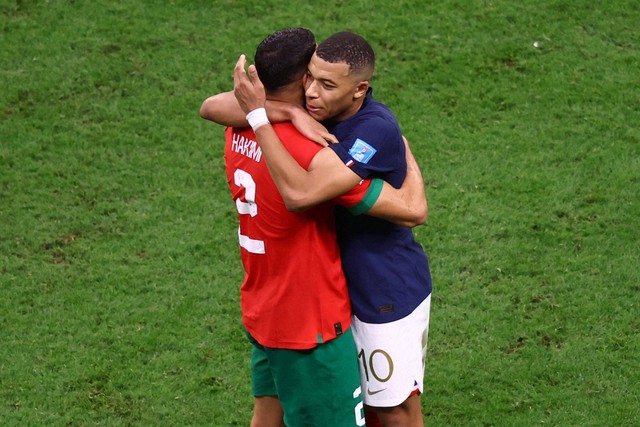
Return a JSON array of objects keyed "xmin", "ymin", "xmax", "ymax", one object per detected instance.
[{"xmin": 335, "ymin": 179, "xmax": 371, "ymax": 208}]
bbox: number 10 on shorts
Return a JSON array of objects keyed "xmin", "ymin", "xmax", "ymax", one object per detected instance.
[{"xmin": 358, "ymin": 348, "xmax": 394, "ymax": 383}]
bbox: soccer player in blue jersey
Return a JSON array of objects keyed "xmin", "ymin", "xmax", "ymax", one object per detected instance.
[
  {"xmin": 203, "ymin": 31, "xmax": 432, "ymax": 427},
  {"xmin": 323, "ymin": 34, "xmax": 431, "ymax": 427}
]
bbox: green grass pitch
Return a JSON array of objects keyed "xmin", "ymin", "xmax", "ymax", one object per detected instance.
[{"xmin": 1, "ymin": 1, "xmax": 638, "ymax": 425}]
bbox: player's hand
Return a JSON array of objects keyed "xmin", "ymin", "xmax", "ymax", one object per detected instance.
[
  {"xmin": 233, "ymin": 54, "xmax": 266, "ymax": 114},
  {"xmin": 290, "ymin": 107, "xmax": 338, "ymax": 147}
]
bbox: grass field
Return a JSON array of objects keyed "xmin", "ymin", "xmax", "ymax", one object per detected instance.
[{"xmin": 1, "ymin": 1, "xmax": 639, "ymax": 425}]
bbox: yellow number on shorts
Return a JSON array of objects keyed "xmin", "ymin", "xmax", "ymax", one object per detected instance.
[{"xmin": 358, "ymin": 348, "xmax": 394, "ymax": 382}]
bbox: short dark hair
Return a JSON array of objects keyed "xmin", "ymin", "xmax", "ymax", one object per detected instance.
[
  {"xmin": 254, "ymin": 27, "xmax": 316, "ymax": 92},
  {"xmin": 316, "ymin": 31, "xmax": 375, "ymax": 78}
]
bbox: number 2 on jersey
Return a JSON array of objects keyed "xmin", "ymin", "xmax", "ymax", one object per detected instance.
[{"xmin": 234, "ymin": 169, "xmax": 265, "ymax": 254}]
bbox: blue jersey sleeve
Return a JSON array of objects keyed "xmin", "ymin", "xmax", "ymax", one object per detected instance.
[{"xmin": 329, "ymin": 115, "xmax": 407, "ymax": 188}]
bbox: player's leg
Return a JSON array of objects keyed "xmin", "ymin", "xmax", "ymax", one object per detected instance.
[
  {"xmin": 251, "ymin": 396, "xmax": 286, "ymax": 427},
  {"xmin": 351, "ymin": 294, "xmax": 431, "ymax": 427},
  {"xmin": 268, "ymin": 328, "xmax": 365, "ymax": 427},
  {"xmin": 364, "ymin": 408, "xmax": 385, "ymax": 427},
  {"xmin": 249, "ymin": 336, "xmax": 285, "ymax": 426},
  {"xmin": 368, "ymin": 391, "xmax": 424, "ymax": 427}
]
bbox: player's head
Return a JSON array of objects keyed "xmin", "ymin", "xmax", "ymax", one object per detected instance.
[
  {"xmin": 316, "ymin": 31, "xmax": 375, "ymax": 80},
  {"xmin": 304, "ymin": 31, "xmax": 375, "ymax": 123},
  {"xmin": 254, "ymin": 27, "xmax": 316, "ymax": 95}
]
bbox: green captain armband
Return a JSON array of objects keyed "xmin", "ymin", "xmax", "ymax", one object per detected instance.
[{"xmin": 347, "ymin": 178, "xmax": 384, "ymax": 216}]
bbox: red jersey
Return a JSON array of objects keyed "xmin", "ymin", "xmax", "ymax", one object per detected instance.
[{"xmin": 224, "ymin": 124, "xmax": 370, "ymax": 349}]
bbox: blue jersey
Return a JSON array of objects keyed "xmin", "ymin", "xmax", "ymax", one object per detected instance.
[{"xmin": 328, "ymin": 89, "xmax": 432, "ymax": 324}]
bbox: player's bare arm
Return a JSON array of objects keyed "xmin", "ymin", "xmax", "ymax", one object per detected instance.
[
  {"xmin": 200, "ymin": 91, "xmax": 247, "ymax": 127},
  {"xmin": 200, "ymin": 90, "xmax": 336, "ymax": 146},
  {"xmin": 200, "ymin": 91, "xmax": 290, "ymax": 125},
  {"xmin": 366, "ymin": 136, "xmax": 428, "ymax": 227}
]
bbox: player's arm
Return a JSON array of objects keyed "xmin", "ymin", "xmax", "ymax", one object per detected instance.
[
  {"xmin": 253, "ymin": 124, "xmax": 364, "ymax": 210},
  {"xmin": 199, "ymin": 91, "xmax": 247, "ymax": 127},
  {"xmin": 336, "ymin": 136, "xmax": 426, "ymax": 227},
  {"xmin": 305, "ymin": 141, "xmax": 428, "ymax": 228},
  {"xmin": 364, "ymin": 137, "xmax": 427, "ymax": 226},
  {"xmin": 253, "ymin": 127, "xmax": 426, "ymax": 227},
  {"xmin": 199, "ymin": 91, "xmax": 290, "ymax": 125},
  {"xmin": 199, "ymin": 90, "xmax": 335, "ymax": 145},
  {"xmin": 259, "ymin": 134, "xmax": 427, "ymax": 227}
]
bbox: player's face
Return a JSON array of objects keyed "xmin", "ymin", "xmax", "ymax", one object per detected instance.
[{"xmin": 304, "ymin": 53, "xmax": 368, "ymax": 123}]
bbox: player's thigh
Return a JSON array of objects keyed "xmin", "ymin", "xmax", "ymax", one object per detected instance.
[
  {"xmin": 352, "ymin": 295, "xmax": 431, "ymax": 408},
  {"xmin": 250, "ymin": 336, "xmax": 278, "ymax": 397}
]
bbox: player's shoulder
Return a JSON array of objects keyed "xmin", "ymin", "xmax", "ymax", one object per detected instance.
[
  {"xmin": 272, "ymin": 122, "xmax": 307, "ymax": 138},
  {"xmin": 355, "ymin": 99, "xmax": 399, "ymax": 132},
  {"xmin": 271, "ymin": 122, "xmax": 318, "ymax": 144},
  {"xmin": 271, "ymin": 122, "xmax": 323, "ymax": 165},
  {"xmin": 368, "ymin": 101, "xmax": 399, "ymax": 124},
  {"xmin": 349, "ymin": 112, "xmax": 402, "ymax": 147}
]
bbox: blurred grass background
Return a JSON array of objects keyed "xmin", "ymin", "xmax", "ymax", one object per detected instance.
[{"xmin": 1, "ymin": 0, "xmax": 638, "ymax": 425}]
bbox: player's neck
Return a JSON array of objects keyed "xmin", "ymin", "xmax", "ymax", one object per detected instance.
[
  {"xmin": 333, "ymin": 97, "xmax": 366, "ymax": 123},
  {"xmin": 266, "ymin": 84, "xmax": 305, "ymax": 108}
]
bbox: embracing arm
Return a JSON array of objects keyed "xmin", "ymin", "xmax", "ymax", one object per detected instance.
[
  {"xmin": 199, "ymin": 89, "xmax": 335, "ymax": 145},
  {"xmin": 253, "ymin": 127, "xmax": 363, "ymax": 210},
  {"xmin": 199, "ymin": 91, "xmax": 247, "ymax": 126},
  {"xmin": 199, "ymin": 91, "xmax": 291, "ymax": 126},
  {"xmin": 256, "ymin": 129, "xmax": 429, "ymax": 228},
  {"xmin": 365, "ymin": 137, "xmax": 428, "ymax": 227}
]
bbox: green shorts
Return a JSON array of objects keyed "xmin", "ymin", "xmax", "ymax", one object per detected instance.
[{"xmin": 249, "ymin": 328, "xmax": 365, "ymax": 427}]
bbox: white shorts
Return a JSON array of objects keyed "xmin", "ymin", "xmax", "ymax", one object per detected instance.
[{"xmin": 351, "ymin": 294, "xmax": 431, "ymax": 407}]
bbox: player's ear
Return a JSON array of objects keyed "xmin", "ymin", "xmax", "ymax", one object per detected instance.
[{"xmin": 354, "ymin": 80, "xmax": 369, "ymax": 99}]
